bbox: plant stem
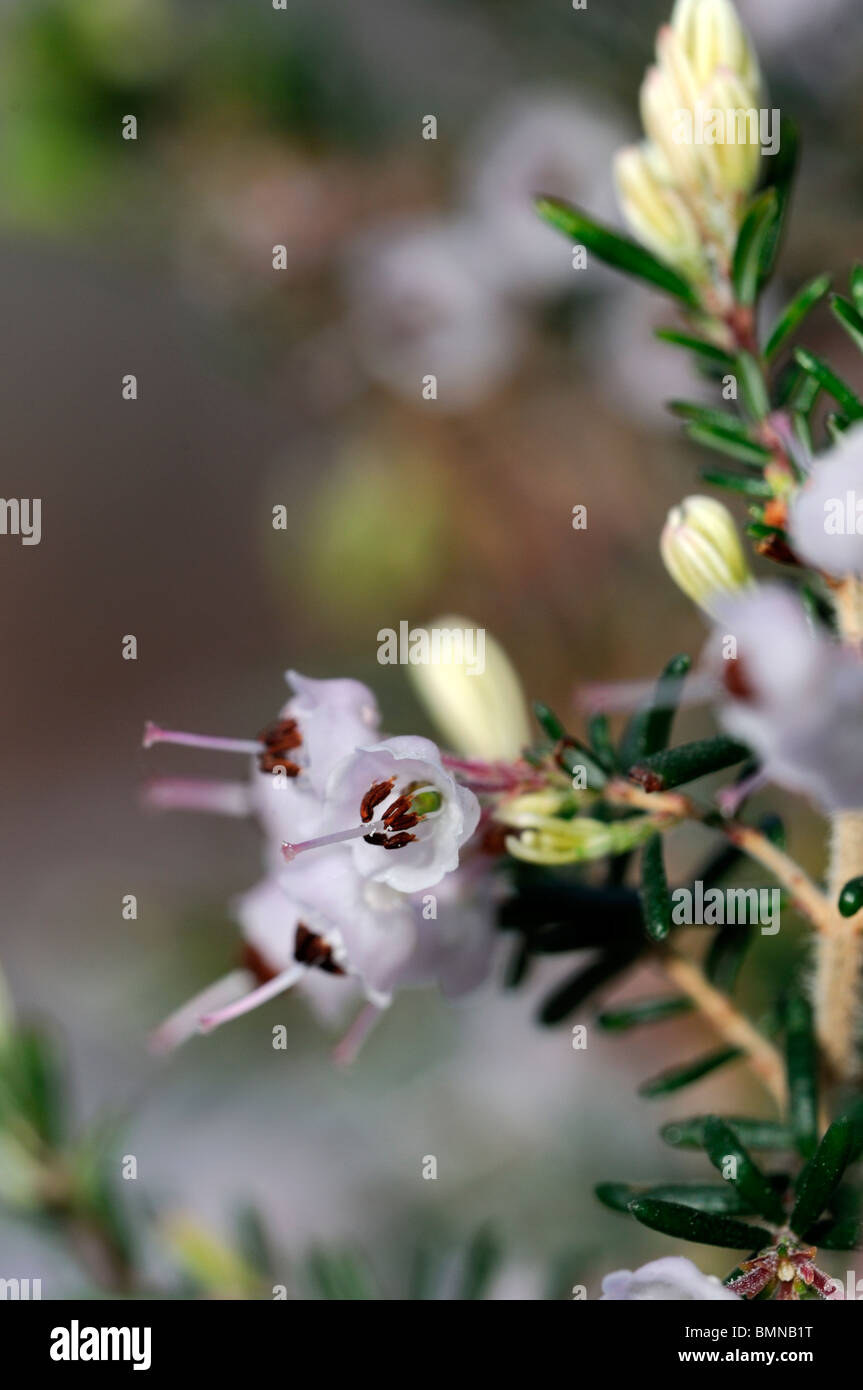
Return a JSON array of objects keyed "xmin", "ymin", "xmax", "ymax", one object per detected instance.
[
  {"xmin": 604, "ymin": 780, "xmax": 833, "ymax": 933},
  {"xmin": 660, "ymin": 947, "xmax": 786, "ymax": 1109},
  {"xmin": 817, "ymin": 577, "xmax": 863, "ymax": 1079}
]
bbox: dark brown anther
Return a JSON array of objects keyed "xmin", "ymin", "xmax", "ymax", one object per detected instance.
[
  {"xmin": 379, "ymin": 831, "xmax": 416, "ymax": 850},
  {"xmin": 385, "ymin": 810, "xmax": 420, "ymax": 832},
  {"xmin": 258, "ymin": 718, "xmax": 302, "ymax": 752},
  {"xmin": 293, "ymin": 924, "xmax": 345, "ymax": 975},
  {"xmin": 258, "ymin": 752, "xmax": 301, "ymax": 776},
  {"xmin": 360, "ymin": 777, "xmax": 396, "ymax": 822},
  {"xmin": 241, "ymin": 942, "xmax": 281, "ymax": 985},
  {"xmin": 722, "ymin": 655, "xmax": 754, "ymax": 701}
]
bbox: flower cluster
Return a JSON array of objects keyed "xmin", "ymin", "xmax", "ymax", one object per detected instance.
[{"xmin": 145, "ymin": 671, "xmax": 495, "ymax": 1056}]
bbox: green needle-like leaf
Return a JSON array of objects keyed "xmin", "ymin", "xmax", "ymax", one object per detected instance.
[
  {"xmin": 705, "ymin": 923, "xmax": 753, "ymax": 993},
  {"xmin": 685, "ymin": 422, "xmax": 773, "ymax": 467},
  {"xmin": 791, "ymin": 1115, "xmax": 854, "ymax": 1237},
  {"xmin": 639, "ymin": 1046, "xmax": 742, "ymax": 1098},
  {"xmin": 793, "ymin": 348, "xmax": 863, "ymax": 421},
  {"xmin": 656, "ymin": 329, "xmax": 735, "ymax": 370},
  {"xmin": 703, "ymin": 1116, "xmax": 786, "ymax": 1225},
  {"xmin": 629, "ymin": 737, "xmax": 750, "ymax": 791},
  {"xmin": 661, "ymin": 1116, "xmax": 795, "ymax": 1151},
  {"xmin": 732, "ymin": 188, "xmax": 778, "ymax": 306},
  {"xmin": 830, "ymin": 293, "xmax": 863, "ymax": 355},
  {"xmin": 756, "ymin": 118, "xmax": 798, "ymax": 287},
  {"xmin": 588, "ymin": 712, "xmax": 618, "ymax": 773},
  {"xmin": 669, "ymin": 400, "xmax": 754, "ymax": 439},
  {"xmin": 620, "ymin": 653, "xmax": 692, "ymax": 768},
  {"xmin": 803, "ymin": 1216, "xmax": 862, "ymax": 1251},
  {"xmin": 701, "ymin": 469, "xmax": 772, "ymax": 497},
  {"xmin": 538, "ymin": 944, "xmax": 641, "ymax": 1026},
  {"xmin": 598, "ymin": 1181, "xmax": 765, "ymax": 1216},
  {"xmin": 736, "ymin": 350, "xmax": 771, "ymax": 420},
  {"xmin": 628, "ymin": 1196, "xmax": 771, "ymax": 1250},
  {"xmin": 536, "ymin": 196, "xmax": 700, "ymax": 306},
  {"xmin": 784, "ymin": 993, "xmax": 818, "ymax": 1160},
  {"xmin": 639, "ymin": 834, "xmax": 672, "ymax": 943},
  {"xmin": 597, "ymin": 995, "xmax": 691, "ymax": 1031},
  {"xmin": 764, "ymin": 274, "xmax": 831, "ymax": 362}
]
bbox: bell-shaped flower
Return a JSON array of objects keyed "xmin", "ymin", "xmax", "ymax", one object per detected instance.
[
  {"xmin": 283, "ymin": 736, "xmax": 481, "ymax": 894},
  {"xmin": 789, "ymin": 423, "xmax": 863, "ymax": 578},
  {"xmin": 602, "ymin": 1256, "xmax": 740, "ymax": 1300},
  {"xmin": 712, "ymin": 585, "xmax": 863, "ymax": 810}
]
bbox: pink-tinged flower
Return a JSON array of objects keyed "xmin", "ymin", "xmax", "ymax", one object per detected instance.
[
  {"xmin": 725, "ymin": 1243, "xmax": 840, "ymax": 1301},
  {"xmin": 601, "ymin": 1256, "xmax": 740, "ymax": 1300},
  {"xmin": 283, "ymin": 736, "xmax": 481, "ymax": 894},
  {"xmin": 789, "ymin": 424, "xmax": 863, "ymax": 577},
  {"xmin": 711, "ymin": 586, "xmax": 863, "ymax": 811}
]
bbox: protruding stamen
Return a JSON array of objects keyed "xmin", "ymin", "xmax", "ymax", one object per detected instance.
[
  {"xmin": 197, "ymin": 964, "xmax": 305, "ymax": 1033},
  {"xmin": 332, "ymin": 1002, "xmax": 385, "ymax": 1067},
  {"xmin": 143, "ymin": 778, "xmax": 253, "ymax": 817},
  {"xmin": 143, "ymin": 722, "xmax": 262, "ymax": 756},
  {"xmin": 282, "ymin": 823, "xmax": 373, "ymax": 862},
  {"xmin": 149, "ymin": 969, "xmax": 255, "ymax": 1054}
]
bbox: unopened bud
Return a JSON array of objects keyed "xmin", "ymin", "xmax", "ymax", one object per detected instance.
[{"xmin": 661, "ymin": 495, "xmax": 752, "ymax": 614}]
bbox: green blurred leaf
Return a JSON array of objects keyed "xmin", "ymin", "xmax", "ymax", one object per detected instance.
[
  {"xmin": 756, "ymin": 118, "xmax": 798, "ymax": 287},
  {"xmin": 851, "ymin": 263, "xmax": 863, "ymax": 318},
  {"xmin": 628, "ymin": 1196, "xmax": 770, "ymax": 1250},
  {"xmin": 736, "ymin": 351, "xmax": 770, "ymax": 420},
  {"xmin": 732, "ymin": 189, "xmax": 778, "ymax": 306},
  {"xmin": 838, "ymin": 874, "xmax": 863, "ymax": 919},
  {"xmin": 639, "ymin": 1047, "xmax": 742, "ymax": 1098},
  {"xmin": 701, "ymin": 469, "xmax": 772, "ymax": 497},
  {"xmin": 793, "ymin": 348, "xmax": 863, "ymax": 421},
  {"xmin": 764, "ymin": 274, "xmax": 832, "ymax": 362},
  {"xmin": 656, "ymin": 329, "xmax": 735, "ymax": 370},
  {"xmin": 536, "ymin": 196, "xmax": 700, "ymax": 306},
  {"xmin": 791, "ymin": 1116, "xmax": 854, "ymax": 1237},
  {"xmin": 639, "ymin": 835, "xmax": 672, "ymax": 943},
  {"xmin": 830, "ymin": 293, "xmax": 863, "ymax": 356},
  {"xmin": 703, "ymin": 1116, "xmax": 786, "ymax": 1225},
  {"xmin": 784, "ymin": 993, "xmax": 818, "ymax": 1160},
  {"xmin": 661, "ymin": 1116, "xmax": 794, "ymax": 1151},
  {"xmin": 588, "ymin": 712, "xmax": 618, "ymax": 774},
  {"xmin": 804, "ymin": 1215, "xmax": 861, "ymax": 1251},
  {"xmin": 459, "ymin": 1224, "xmax": 502, "ymax": 1300},
  {"xmin": 685, "ymin": 422, "xmax": 773, "ymax": 467},
  {"xmin": 538, "ymin": 943, "xmax": 641, "ymax": 1026},
  {"xmin": 597, "ymin": 995, "xmax": 691, "ymax": 1031},
  {"xmin": 705, "ymin": 923, "xmax": 753, "ymax": 993},
  {"xmin": 598, "ymin": 1180, "xmax": 773, "ymax": 1216}
]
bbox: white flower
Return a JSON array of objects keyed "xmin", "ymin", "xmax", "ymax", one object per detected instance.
[
  {"xmin": 343, "ymin": 217, "xmax": 522, "ymax": 409},
  {"xmin": 601, "ymin": 1256, "xmax": 740, "ymax": 1300},
  {"xmin": 712, "ymin": 585, "xmax": 863, "ymax": 810},
  {"xmin": 291, "ymin": 735, "xmax": 480, "ymax": 894},
  {"xmin": 789, "ymin": 424, "xmax": 863, "ymax": 577}
]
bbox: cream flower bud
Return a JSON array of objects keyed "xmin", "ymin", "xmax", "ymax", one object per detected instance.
[
  {"xmin": 640, "ymin": 64, "xmax": 704, "ymax": 195},
  {"xmin": 614, "ymin": 143, "xmax": 707, "ymax": 280},
  {"xmin": 661, "ymin": 495, "xmax": 752, "ymax": 614},
  {"xmin": 703, "ymin": 70, "xmax": 762, "ymax": 197},
  {"xmin": 405, "ymin": 615, "xmax": 531, "ymax": 761},
  {"xmin": 501, "ymin": 810, "xmax": 661, "ymax": 867},
  {"xmin": 671, "ymin": 0, "xmax": 760, "ymax": 102}
]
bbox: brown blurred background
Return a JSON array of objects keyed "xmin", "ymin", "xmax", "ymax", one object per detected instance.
[{"xmin": 2, "ymin": 0, "xmax": 863, "ymax": 1295}]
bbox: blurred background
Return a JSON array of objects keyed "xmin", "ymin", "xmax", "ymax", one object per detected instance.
[{"xmin": 2, "ymin": 0, "xmax": 863, "ymax": 1297}]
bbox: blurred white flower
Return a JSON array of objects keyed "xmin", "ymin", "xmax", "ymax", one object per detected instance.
[
  {"xmin": 344, "ymin": 218, "xmax": 523, "ymax": 409},
  {"xmin": 601, "ymin": 1255, "xmax": 740, "ymax": 1300},
  {"xmin": 459, "ymin": 96, "xmax": 624, "ymax": 295},
  {"xmin": 789, "ymin": 424, "xmax": 863, "ymax": 577},
  {"xmin": 712, "ymin": 585, "xmax": 863, "ymax": 810}
]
